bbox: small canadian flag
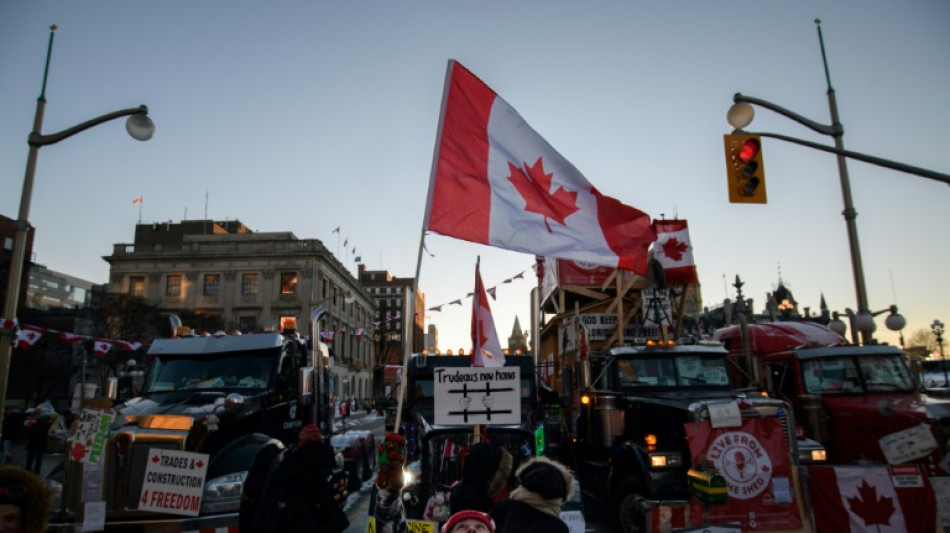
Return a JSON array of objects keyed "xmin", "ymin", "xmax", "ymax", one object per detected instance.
[
  {"xmin": 115, "ymin": 340, "xmax": 142, "ymax": 352},
  {"xmin": 93, "ymin": 339, "xmax": 114, "ymax": 358},
  {"xmin": 16, "ymin": 325, "xmax": 44, "ymax": 349},
  {"xmin": 60, "ymin": 332, "xmax": 85, "ymax": 344},
  {"xmin": 0, "ymin": 318, "xmax": 16, "ymax": 330},
  {"xmin": 354, "ymin": 327, "xmax": 364, "ymax": 339}
]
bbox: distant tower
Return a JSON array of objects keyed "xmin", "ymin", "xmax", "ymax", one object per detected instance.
[{"xmin": 507, "ymin": 316, "xmax": 529, "ymax": 355}]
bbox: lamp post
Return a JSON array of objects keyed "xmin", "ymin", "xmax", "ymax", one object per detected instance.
[
  {"xmin": 0, "ymin": 26, "xmax": 155, "ymax": 436},
  {"xmin": 932, "ymin": 320, "xmax": 947, "ymax": 387},
  {"xmin": 727, "ymin": 20, "xmax": 879, "ymax": 343},
  {"xmin": 828, "ymin": 306, "xmax": 905, "ymax": 345}
]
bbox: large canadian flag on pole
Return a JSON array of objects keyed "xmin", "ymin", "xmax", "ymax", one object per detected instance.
[
  {"xmin": 652, "ymin": 219, "xmax": 699, "ymax": 285},
  {"xmin": 471, "ymin": 260, "xmax": 505, "ymax": 368},
  {"xmin": 426, "ymin": 60, "xmax": 657, "ymax": 274}
]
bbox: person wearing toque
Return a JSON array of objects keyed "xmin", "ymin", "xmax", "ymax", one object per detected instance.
[
  {"xmin": 0, "ymin": 464, "xmax": 52, "ymax": 533},
  {"xmin": 489, "ymin": 457, "xmax": 574, "ymax": 533}
]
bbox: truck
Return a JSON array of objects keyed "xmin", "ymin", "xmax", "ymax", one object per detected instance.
[
  {"xmin": 380, "ymin": 353, "xmax": 540, "ymax": 523},
  {"xmin": 47, "ymin": 316, "xmax": 335, "ymax": 532},
  {"xmin": 548, "ymin": 338, "xmax": 821, "ymax": 533},
  {"xmin": 714, "ymin": 321, "xmax": 950, "ymax": 473}
]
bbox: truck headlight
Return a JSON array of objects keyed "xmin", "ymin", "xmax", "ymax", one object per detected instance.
[
  {"xmin": 648, "ymin": 452, "xmax": 682, "ymax": 469},
  {"xmin": 202, "ymin": 471, "xmax": 247, "ymax": 511},
  {"xmin": 799, "ymin": 449, "xmax": 827, "ymax": 463}
]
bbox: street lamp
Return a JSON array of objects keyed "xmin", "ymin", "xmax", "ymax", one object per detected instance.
[
  {"xmin": 728, "ymin": 20, "xmax": 873, "ymax": 343},
  {"xmin": 932, "ymin": 320, "xmax": 947, "ymax": 387},
  {"xmin": 0, "ymin": 26, "xmax": 155, "ymax": 434},
  {"xmin": 828, "ymin": 306, "xmax": 905, "ymax": 345}
]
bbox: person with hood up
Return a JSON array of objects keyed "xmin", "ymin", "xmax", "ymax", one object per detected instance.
[
  {"xmin": 0, "ymin": 464, "xmax": 52, "ymax": 533},
  {"xmin": 449, "ymin": 442, "xmax": 512, "ymax": 514},
  {"xmin": 255, "ymin": 424, "xmax": 349, "ymax": 533},
  {"xmin": 489, "ymin": 457, "xmax": 574, "ymax": 533}
]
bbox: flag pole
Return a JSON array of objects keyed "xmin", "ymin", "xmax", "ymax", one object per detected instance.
[
  {"xmin": 394, "ymin": 59, "xmax": 455, "ymax": 433},
  {"xmin": 137, "ymin": 195, "xmax": 142, "ymax": 224}
]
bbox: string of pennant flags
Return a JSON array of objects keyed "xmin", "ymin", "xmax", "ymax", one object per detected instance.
[
  {"xmin": 0, "ymin": 318, "xmax": 142, "ymax": 357},
  {"xmin": 0, "ymin": 264, "xmax": 534, "ymax": 350}
]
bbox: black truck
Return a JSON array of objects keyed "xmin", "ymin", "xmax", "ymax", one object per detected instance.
[
  {"xmin": 549, "ymin": 339, "xmax": 823, "ymax": 532},
  {"xmin": 47, "ymin": 318, "xmax": 332, "ymax": 532}
]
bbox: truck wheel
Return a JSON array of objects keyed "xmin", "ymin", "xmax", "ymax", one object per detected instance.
[
  {"xmin": 347, "ymin": 451, "xmax": 364, "ymax": 492},
  {"xmin": 360, "ymin": 447, "xmax": 372, "ymax": 482},
  {"xmin": 615, "ymin": 490, "xmax": 649, "ymax": 533}
]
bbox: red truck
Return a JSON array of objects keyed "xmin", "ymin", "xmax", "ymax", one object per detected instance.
[{"xmin": 714, "ymin": 321, "xmax": 950, "ymax": 474}]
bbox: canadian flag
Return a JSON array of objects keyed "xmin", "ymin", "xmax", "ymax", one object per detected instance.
[
  {"xmin": 320, "ymin": 330, "xmax": 335, "ymax": 342},
  {"xmin": 93, "ymin": 339, "xmax": 114, "ymax": 358},
  {"xmin": 115, "ymin": 340, "xmax": 142, "ymax": 352},
  {"xmin": 59, "ymin": 332, "xmax": 85, "ymax": 344},
  {"xmin": 652, "ymin": 219, "xmax": 698, "ymax": 286},
  {"xmin": 426, "ymin": 60, "xmax": 656, "ymax": 274},
  {"xmin": 16, "ymin": 325, "xmax": 44, "ymax": 349},
  {"xmin": 471, "ymin": 261, "xmax": 505, "ymax": 368},
  {"xmin": 807, "ymin": 465, "xmax": 937, "ymax": 532},
  {"xmin": 354, "ymin": 327, "xmax": 364, "ymax": 339},
  {"xmin": 0, "ymin": 318, "xmax": 16, "ymax": 330}
]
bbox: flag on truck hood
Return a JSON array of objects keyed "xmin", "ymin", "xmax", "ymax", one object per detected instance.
[{"xmin": 425, "ymin": 60, "xmax": 656, "ymax": 273}]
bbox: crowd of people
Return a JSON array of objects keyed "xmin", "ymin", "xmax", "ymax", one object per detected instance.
[{"xmin": 374, "ymin": 432, "xmax": 575, "ymax": 533}]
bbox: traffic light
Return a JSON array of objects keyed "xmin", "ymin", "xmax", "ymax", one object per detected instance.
[{"xmin": 724, "ymin": 133, "xmax": 767, "ymax": 204}]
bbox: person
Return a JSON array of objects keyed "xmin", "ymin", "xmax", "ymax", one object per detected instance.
[
  {"xmin": 449, "ymin": 442, "xmax": 512, "ymax": 514},
  {"xmin": 23, "ymin": 406, "xmax": 52, "ymax": 475},
  {"xmin": 490, "ymin": 457, "xmax": 574, "ymax": 533},
  {"xmin": 255, "ymin": 424, "xmax": 349, "ymax": 533},
  {"xmin": 442, "ymin": 510, "xmax": 496, "ymax": 533},
  {"xmin": 0, "ymin": 464, "xmax": 52, "ymax": 533},
  {"xmin": 374, "ymin": 432, "xmax": 408, "ymax": 533},
  {"xmin": 0, "ymin": 411, "xmax": 25, "ymax": 465}
]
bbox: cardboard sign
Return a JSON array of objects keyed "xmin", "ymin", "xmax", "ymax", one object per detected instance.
[
  {"xmin": 433, "ymin": 366, "xmax": 521, "ymax": 426},
  {"xmin": 365, "ymin": 517, "xmax": 436, "ymax": 533},
  {"xmin": 879, "ymin": 424, "xmax": 938, "ymax": 465},
  {"xmin": 138, "ymin": 449, "xmax": 209, "ymax": 517},
  {"xmin": 708, "ymin": 402, "xmax": 742, "ymax": 429},
  {"xmin": 70, "ymin": 408, "xmax": 115, "ymax": 465}
]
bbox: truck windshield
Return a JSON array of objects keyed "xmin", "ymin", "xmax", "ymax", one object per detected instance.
[
  {"xmin": 617, "ymin": 354, "xmax": 730, "ymax": 388},
  {"xmin": 802, "ymin": 355, "xmax": 915, "ymax": 394},
  {"xmin": 143, "ymin": 350, "xmax": 276, "ymax": 393}
]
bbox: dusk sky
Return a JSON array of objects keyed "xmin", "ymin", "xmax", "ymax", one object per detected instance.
[{"xmin": 1, "ymin": 1, "xmax": 947, "ymax": 349}]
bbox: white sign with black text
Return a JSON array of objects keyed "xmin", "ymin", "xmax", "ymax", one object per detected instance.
[
  {"xmin": 434, "ymin": 366, "xmax": 521, "ymax": 426},
  {"xmin": 138, "ymin": 448, "xmax": 209, "ymax": 517}
]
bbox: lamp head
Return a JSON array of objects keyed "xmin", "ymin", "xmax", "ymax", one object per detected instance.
[
  {"xmin": 126, "ymin": 108, "xmax": 155, "ymax": 141},
  {"xmin": 727, "ymin": 102, "xmax": 755, "ymax": 130}
]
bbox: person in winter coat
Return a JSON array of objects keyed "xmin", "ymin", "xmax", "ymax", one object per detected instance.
[
  {"xmin": 374, "ymin": 432, "xmax": 409, "ymax": 533},
  {"xmin": 23, "ymin": 407, "xmax": 52, "ymax": 475},
  {"xmin": 259, "ymin": 424, "xmax": 349, "ymax": 533},
  {"xmin": 0, "ymin": 464, "xmax": 52, "ymax": 533},
  {"xmin": 449, "ymin": 442, "xmax": 512, "ymax": 514},
  {"xmin": 489, "ymin": 457, "xmax": 574, "ymax": 533}
]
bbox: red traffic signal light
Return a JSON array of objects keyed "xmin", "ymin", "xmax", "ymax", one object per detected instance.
[{"xmin": 724, "ymin": 133, "xmax": 767, "ymax": 204}]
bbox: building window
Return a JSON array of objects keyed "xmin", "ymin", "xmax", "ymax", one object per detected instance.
[
  {"xmin": 129, "ymin": 276, "xmax": 145, "ymax": 297},
  {"xmin": 204, "ymin": 274, "xmax": 220, "ymax": 296},
  {"xmin": 242, "ymin": 273, "xmax": 258, "ymax": 295},
  {"xmin": 280, "ymin": 272, "xmax": 298, "ymax": 294},
  {"xmin": 239, "ymin": 316, "xmax": 257, "ymax": 333},
  {"xmin": 166, "ymin": 275, "xmax": 182, "ymax": 297}
]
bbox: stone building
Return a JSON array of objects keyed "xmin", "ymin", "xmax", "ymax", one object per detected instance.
[{"xmin": 103, "ymin": 219, "xmax": 375, "ymax": 399}]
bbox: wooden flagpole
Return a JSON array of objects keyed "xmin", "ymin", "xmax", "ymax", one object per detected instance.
[{"xmin": 395, "ymin": 59, "xmax": 455, "ymax": 433}]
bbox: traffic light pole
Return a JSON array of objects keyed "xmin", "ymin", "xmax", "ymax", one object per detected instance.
[{"xmin": 728, "ymin": 20, "xmax": 949, "ymax": 344}]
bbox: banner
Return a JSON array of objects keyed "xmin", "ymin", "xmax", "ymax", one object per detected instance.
[
  {"xmin": 685, "ymin": 416, "xmax": 803, "ymax": 530},
  {"xmin": 806, "ymin": 465, "xmax": 937, "ymax": 532}
]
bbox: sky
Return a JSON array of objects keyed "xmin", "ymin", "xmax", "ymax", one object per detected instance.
[{"xmin": 1, "ymin": 1, "xmax": 947, "ymax": 351}]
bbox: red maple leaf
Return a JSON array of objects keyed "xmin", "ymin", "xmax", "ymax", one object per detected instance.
[
  {"xmin": 507, "ymin": 158, "xmax": 579, "ymax": 232},
  {"xmin": 847, "ymin": 479, "xmax": 896, "ymax": 527},
  {"xmin": 70, "ymin": 442, "xmax": 87, "ymax": 461},
  {"xmin": 151, "ymin": 454, "xmax": 160, "ymax": 463},
  {"xmin": 661, "ymin": 237, "xmax": 689, "ymax": 262},
  {"xmin": 196, "ymin": 459, "xmax": 204, "ymax": 469}
]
